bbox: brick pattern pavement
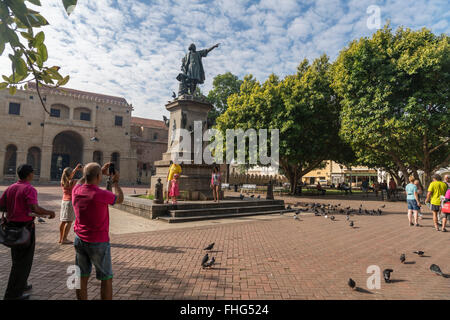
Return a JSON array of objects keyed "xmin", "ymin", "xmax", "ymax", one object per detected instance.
[{"xmin": 1, "ymin": 185, "xmax": 449, "ymax": 300}]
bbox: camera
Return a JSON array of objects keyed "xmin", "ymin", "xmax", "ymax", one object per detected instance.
[{"xmin": 109, "ymin": 163, "xmax": 115, "ymax": 175}]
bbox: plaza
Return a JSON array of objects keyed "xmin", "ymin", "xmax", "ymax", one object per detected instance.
[{"xmin": 1, "ymin": 185, "xmax": 449, "ymax": 300}]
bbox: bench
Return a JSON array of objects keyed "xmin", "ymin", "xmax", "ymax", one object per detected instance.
[
  {"xmin": 221, "ymin": 183, "xmax": 230, "ymax": 190},
  {"xmin": 241, "ymin": 184, "xmax": 257, "ymax": 193}
]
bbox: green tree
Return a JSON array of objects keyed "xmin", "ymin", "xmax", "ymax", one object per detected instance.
[
  {"xmin": 207, "ymin": 72, "xmax": 243, "ymax": 124},
  {"xmin": 0, "ymin": 0, "xmax": 77, "ymax": 113},
  {"xmin": 216, "ymin": 55, "xmax": 351, "ymax": 194},
  {"xmin": 332, "ymin": 25, "xmax": 450, "ymax": 187}
]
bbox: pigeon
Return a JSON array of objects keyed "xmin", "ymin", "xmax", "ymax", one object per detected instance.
[
  {"xmin": 239, "ymin": 194, "xmax": 244, "ymax": 200},
  {"xmin": 204, "ymin": 242, "xmax": 215, "ymax": 251},
  {"xmin": 346, "ymin": 215, "xmax": 350, "ymax": 221},
  {"xmin": 37, "ymin": 217, "xmax": 46, "ymax": 223},
  {"xmin": 293, "ymin": 214, "xmax": 299, "ymax": 220},
  {"xmin": 257, "ymin": 195, "xmax": 261, "ymax": 199},
  {"xmin": 172, "ymin": 91, "xmax": 176, "ymax": 99},
  {"xmin": 430, "ymin": 264, "xmax": 444, "ymax": 277},
  {"xmin": 413, "ymin": 251, "xmax": 424, "ymax": 257},
  {"xmin": 250, "ymin": 194, "xmax": 255, "ymax": 198},
  {"xmin": 324, "ymin": 215, "xmax": 328, "ymax": 219},
  {"xmin": 348, "ymin": 278, "xmax": 356, "ymax": 290},
  {"xmin": 380, "ymin": 204, "xmax": 386, "ymax": 208},
  {"xmin": 383, "ymin": 269, "xmax": 393, "ymax": 283},
  {"xmin": 201, "ymin": 253, "xmax": 209, "ymax": 267},
  {"xmin": 203, "ymin": 257, "xmax": 216, "ymax": 268},
  {"xmin": 345, "ymin": 206, "xmax": 351, "ymax": 210},
  {"xmin": 349, "ymin": 221, "xmax": 354, "ymax": 228},
  {"xmin": 400, "ymin": 254, "xmax": 406, "ymax": 264},
  {"xmin": 330, "ymin": 216, "xmax": 335, "ymax": 221},
  {"xmin": 286, "ymin": 205, "xmax": 292, "ymax": 210},
  {"xmin": 133, "ymin": 189, "xmax": 136, "ymax": 194}
]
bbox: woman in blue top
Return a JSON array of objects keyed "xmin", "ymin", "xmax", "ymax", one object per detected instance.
[{"xmin": 405, "ymin": 176, "xmax": 421, "ymax": 227}]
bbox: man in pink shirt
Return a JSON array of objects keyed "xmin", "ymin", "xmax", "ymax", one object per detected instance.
[
  {"xmin": 0, "ymin": 164, "xmax": 55, "ymax": 300},
  {"xmin": 72, "ymin": 162, "xmax": 123, "ymax": 300}
]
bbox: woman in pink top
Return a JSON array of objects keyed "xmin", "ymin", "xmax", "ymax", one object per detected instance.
[
  {"xmin": 59, "ymin": 164, "xmax": 82, "ymax": 244},
  {"xmin": 169, "ymin": 173, "xmax": 180, "ymax": 204}
]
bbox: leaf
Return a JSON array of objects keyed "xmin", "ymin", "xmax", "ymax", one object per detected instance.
[
  {"xmin": 34, "ymin": 31, "xmax": 45, "ymax": 45},
  {"xmin": 58, "ymin": 75, "xmax": 70, "ymax": 86},
  {"xmin": 20, "ymin": 31, "xmax": 34, "ymax": 41},
  {"xmin": 62, "ymin": 0, "xmax": 77, "ymax": 15},
  {"xmin": 7, "ymin": 0, "xmax": 31, "ymax": 28},
  {"xmin": 2, "ymin": 75, "xmax": 10, "ymax": 82},
  {"xmin": 9, "ymin": 86, "xmax": 17, "ymax": 95},
  {"xmin": 46, "ymin": 67, "xmax": 63, "ymax": 80},
  {"xmin": 37, "ymin": 43, "xmax": 48, "ymax": 62},
  {"xmin": 26, "ymin": 0, "xmax": 42, "ymax": 5},
  {"xmin": 0, "ymin": 82, "xmax": 8, "ymax": 90}
]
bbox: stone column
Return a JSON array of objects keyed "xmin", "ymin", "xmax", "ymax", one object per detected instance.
[
  {"xmin": 39, "ymin": 145, "xmax": 52, "ymax": 183},
  {"xmin": 0, "ymin": 150, "xmax": 5, "ymax": 180}
]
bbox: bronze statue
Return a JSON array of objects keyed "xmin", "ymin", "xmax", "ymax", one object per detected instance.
[{"xmin": 177, "ymin": 43, "xmax": 220, "ymax": 95}]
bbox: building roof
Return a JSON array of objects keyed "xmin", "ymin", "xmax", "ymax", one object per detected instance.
[
  {"xmin": 131, "ymin": 117, "xmax": 167, "ymax": 129},
  {"xmin": 26, "ymin": 82, "xmax": 130, "ymax": 107}
]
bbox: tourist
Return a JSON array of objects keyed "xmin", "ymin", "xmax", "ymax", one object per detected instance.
[
  {"xmin": 444, "ymin": 175, "xmax": 450, "ymax": 188},
  {"xmin": 441, "ymin": 187, "xmax": 450, "ymax": 232},
  {"xmin": 169, "ymin": 173, "xmax": 180, "ymax": 204},
  {"xmin": 405, "ymin": 176, "xmax": 421, "ymax": 227},
  {"xmin": 373, "ymin": 181, "xmax": 380, "ymax": 197},
  {"xmin": 361, "ymin": 178, "xmax": 369, "ymax": 198},
  {"xmin": 0, "ymin": 164, "xmax": 55, "ymax": 300},
  {"xmin": 211, "ymin": 166, "xmax": 221, "ymax": 203},
  {"xmin": 414, "ymin": 179, "xmax": 424, "ymax": 220},
  {"xmin": 425, "ymin": 174, "xmax": 448, "ymax": 232},
  {"xmin": 316, "ymin": 182, "xmax": 326, "ymax": 195},
  {"xmin": 165, "ymin": 160, "xmax": 182, "ymax": 204},
  {"xmin": 72, "ymin": 162, "xmax": 124, "ymax": 300},
  {"xmin": 389, "ymin": 179, "xmax": 397, "ymax": 199},
  {"xmin": 59, "ymin": 164, "xmax": 82, "ymax": 245}
]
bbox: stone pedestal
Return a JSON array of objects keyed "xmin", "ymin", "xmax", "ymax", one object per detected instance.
[{"xmin": 150, "ymin": 95, "xmax": 217, "ymax": 200}]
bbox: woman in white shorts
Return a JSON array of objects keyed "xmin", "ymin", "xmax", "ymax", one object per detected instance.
[{"xmin": 59, "ymin": 164, "xmax": 82, "ymax": 244}]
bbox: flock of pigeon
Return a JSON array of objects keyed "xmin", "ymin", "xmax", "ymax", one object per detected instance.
[
  {"xmin": 278, "ymin": 202, "xmax": 448, "ymax": 291},
  {"xmin": 348, "ymin": 252, "xmax": 447, "ymax": 291}
]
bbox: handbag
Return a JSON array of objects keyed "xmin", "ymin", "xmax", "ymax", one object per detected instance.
[
  {"xmin": 0, "ymin": 193, "xmax": 32, "ymax": 248},
  {"xmin": 442, "ymin": 201, "xmax": 450, "ymax": 214}
]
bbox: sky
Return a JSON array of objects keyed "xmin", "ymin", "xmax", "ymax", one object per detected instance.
[{"xmin": 0, "ymin": 0, "xmax": 449, "ymax": 120}]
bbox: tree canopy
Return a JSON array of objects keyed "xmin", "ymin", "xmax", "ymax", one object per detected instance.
[
  {"xmin": 215, "ymin": 55, "xmax": 353, "ymax": 193},
  {"xmin": 332, "ymin": 25, "xmax": 450, "ymax": 186}
]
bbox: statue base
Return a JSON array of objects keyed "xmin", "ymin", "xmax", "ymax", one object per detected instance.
[{"xmin": 149, "ymin": 97, "xmax": 222, "ymax": 201}]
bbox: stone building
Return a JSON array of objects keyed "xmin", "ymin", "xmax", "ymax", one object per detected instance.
[
  {"xmin": 0, "ymin": 83, "xmax": 137, "ymax": 183},
  {"xmin": 130, "ymin": 117, "xmax": 168, "ymax": 185}
]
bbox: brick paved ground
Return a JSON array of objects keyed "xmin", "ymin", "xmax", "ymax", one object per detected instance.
[{"xmin": 1, "ymin": 185, "xmax": 449, "ymax": 300}]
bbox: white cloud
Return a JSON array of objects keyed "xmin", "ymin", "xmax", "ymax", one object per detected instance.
[{"xmin": 0, "ymin": 0, "xmax": 448, "ymax": 120}]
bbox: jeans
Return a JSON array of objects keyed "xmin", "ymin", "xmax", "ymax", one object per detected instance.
[{"xmin": 4, "ymin": 222, "xmax": 35, "ymax": 300}]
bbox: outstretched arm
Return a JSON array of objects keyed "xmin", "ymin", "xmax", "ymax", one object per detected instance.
[{"xmin": 207, "ymin": 43, "xmax": 220, "ymax": 53}]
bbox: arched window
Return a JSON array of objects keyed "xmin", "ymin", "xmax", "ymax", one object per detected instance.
[
  {"xmin": 4, "ymin": 145, "xmax": 17, "ymax": 175},
  {"xmin": 27, "ymin": 147, "xmax": 41, "ymax": 176},
  {"xmin": 111, "ymin": 152, "xmax": 120, "ymax": 170},
  {"xmin": 93, "ymin": 151, "xmax": 103, "ymax": 165}
]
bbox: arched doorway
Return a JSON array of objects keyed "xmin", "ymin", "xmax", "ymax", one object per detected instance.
[
  {"xmin": 51, "ymin": 131, "xmax": 83, "ymax": 180},
  {"xmin": 27, "ymin": 147, "xmax": 41, "ymax": 176},
  {"xmin": 3, "ymin": 144, "xmax": 17, "ymax": 175},
  {"xmin": 111, "ymin": 152, "xmax": 120, "ymax": 170},
  {"xmin": 93, "ymin": 151, "xmax": 103, "ymax": 165}
]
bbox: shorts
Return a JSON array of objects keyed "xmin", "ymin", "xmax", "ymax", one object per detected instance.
[
  {"xmin": 407, "ymin": 199, "xmax": 420, "ymax": 211},
  {"xmin": 60, "ymin": 200, "xmax": 75, "ymax": 222},
  {"xmin": 442, "ymin": 213, "xmax": 450, "ymax": 219},
  {"xmin": 74, "ymin": 236, "xmax": 113, "ymax": 280},
  {"xmin": 431, "ymin": 204, "xmax": 441, "ymax": 212}
]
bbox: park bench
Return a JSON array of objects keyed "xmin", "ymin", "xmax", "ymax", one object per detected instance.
[
  {"xmin": 221, "ymin": 183, "xmax": 230, "ymax": 190},
  {"xmin": 241, "ymin": 184, "xmax": 257, "ymax": 193},
  {"xmin": 274, "ymin": 186, "xmax": 286, "ymax": 195}
]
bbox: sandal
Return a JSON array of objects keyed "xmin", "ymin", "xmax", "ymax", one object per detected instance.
[{"xmin": 442, "ymin": 229, "xmax": 447, "ymax": 232}]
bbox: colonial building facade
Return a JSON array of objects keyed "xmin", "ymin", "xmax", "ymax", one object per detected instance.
[{"xmin": 0, "ymin": 84, "xmax": 138, "ymax": 183}]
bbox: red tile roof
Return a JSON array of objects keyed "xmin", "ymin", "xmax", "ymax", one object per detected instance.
[
  {"xmin": 131, "ymin": 117, "xmax": 167, "ymax": 129},
  {"xmin": 26, "ymin": 82, "xmax": 129, "ymax": 106}
]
